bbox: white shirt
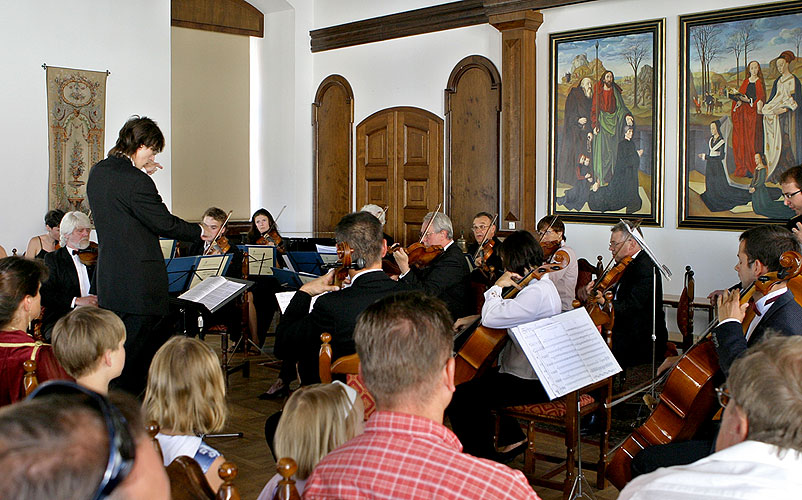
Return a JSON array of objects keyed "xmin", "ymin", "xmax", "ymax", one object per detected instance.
[
  {"xmin": 68, "ymin": 246, "xmax": 91, "ymax": 307},
  {"xmin": 619, "ymin": 440, "xmax": 802, "ymax": 500},
  {"xmin": 481, "ymin": 274, "xmax": 561, "ymax": 379}
]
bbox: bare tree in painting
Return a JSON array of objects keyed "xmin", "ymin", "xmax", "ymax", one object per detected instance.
[
  {"xmin": 728, "ymin": 33, "xmax": 742, "ymax": 82},
  {"xmin": 788, "ymin": 27, "xmax": 802, "ymax": 59},
  {"xmin": 737, "ymin": 21, "xmax": 757, "ymax": 73},
  {"xmin": 624, "ymin": 41, "xmax": 648, "ymax": 108},
  {"xmin": 692, "ymin": 25, "xmax": 722, "ymax": 95}
]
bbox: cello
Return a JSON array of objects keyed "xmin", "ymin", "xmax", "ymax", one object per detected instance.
[
  {"xmin": 605, "ymin": 250, "xmax": 802, "ymax": 489},
  {"xmin": 453, "ymin": 250, "xmax": 570, "ymax": 386}
]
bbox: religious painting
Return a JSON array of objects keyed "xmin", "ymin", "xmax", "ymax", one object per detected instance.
[
  {"xmin": 679, "ymin": 1, "xmax": 802, "ymax": 229},
  {"xmin": 549, "ymin": 19, "xmax": 665, "ymax": 226}
]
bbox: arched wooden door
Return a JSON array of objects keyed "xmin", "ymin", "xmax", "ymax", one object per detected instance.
[{"xmin": 356, "ymin": 107, "xmax": 443, "ymax": 246}]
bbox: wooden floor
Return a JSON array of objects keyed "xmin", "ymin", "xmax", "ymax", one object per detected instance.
[{"xmin": 206, "ymin": 337, "xmax": 622, "ymax": 500}]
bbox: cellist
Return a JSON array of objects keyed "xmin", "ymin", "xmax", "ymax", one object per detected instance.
[
  {"xmin": 446, "ymin": 230, "xmax": 561, "ymax": 461},
  {"xmin": 630, "ymin": 224, "xmax": 802, "ymax": 479}
]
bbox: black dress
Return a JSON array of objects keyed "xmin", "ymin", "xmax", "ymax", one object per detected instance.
[
  {"xmin": 699, "ymin": 136, "xmax": 751, "ymax": 212},
  {"xmin": 587, "ymin": 138, "xmax": 642, "ymax": 213}
]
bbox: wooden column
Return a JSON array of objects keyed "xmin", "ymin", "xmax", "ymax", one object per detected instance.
[{"xmin": 489, "ymin": 10, "xmax": 542, "ymax": 232}]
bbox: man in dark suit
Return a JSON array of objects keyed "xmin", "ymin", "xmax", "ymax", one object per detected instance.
[
  {"xmin": 394, "ymin": 211, "xmax": 470, "ymax": 320},
  {"xmin": 274, "ymin": 211, "xmax": 408, "ymax": 385},
  {"xmin": 40, "ymin": 211, "xmax": 98, "ymax": 340},
  {"xmin": 87, "ymin": 116, "xmax": 209, "ymax": 395}
]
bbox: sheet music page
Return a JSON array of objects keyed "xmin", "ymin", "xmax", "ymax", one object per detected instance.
[
  {"xmin": 247, "ymin": 246, "xmax": 275, "ymax": 276},
  {"xmin": 316, "ymin": 244, "xmax": 337, "ymax": 255},
  {"xmin": 282, "ymin": 254, "xmax": 296, "ymax": 272},
  {"xmin": 275, "ymin": 291, "xmax": 324, "ymax": 314},
  {"xmin": 299, "ymin": 272, "xmax": 318, "ymax": 284},
  {"xmin": 509, "ymin": 308, "xmax": 621, "ymax": 400},
  {"xmin": 189, "ymin": 255, "xmax": 231, "ymax": 289},
  {"xmin": 319, "ymin": 253, "xmax": 339, "ymax": 266},
  {"xmin": 179, "ymin": 276, "xmax": 246, "ymax": 311},
  {"xmin": 159, "ymin": 239, "xmax": 175, "ymax": 259}
]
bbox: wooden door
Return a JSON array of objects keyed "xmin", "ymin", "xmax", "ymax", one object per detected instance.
[{"xmin": 357, "ymin": 107, "xmax": 443, "ymax": 246}]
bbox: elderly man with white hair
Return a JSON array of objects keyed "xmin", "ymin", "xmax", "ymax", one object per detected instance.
[
  {"xmin": 40, "ymin": 210, "xmax": 98, "ymax": 340},
  {"xmin": 360, "ymin": 203, "xmax": 394, "ymax": 246}
]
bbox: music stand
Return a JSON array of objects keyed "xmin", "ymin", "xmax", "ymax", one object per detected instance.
[{"xmin": 286, "ymin": 251, "xmax": 327, "ymax": 275}]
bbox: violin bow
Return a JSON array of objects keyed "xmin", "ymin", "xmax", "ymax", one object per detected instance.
[
  {"xmin": 263, "ymin": 205, "xmax": 287, "ymax": 238},
  {"xmin": 473, "ymin": 213, "xmax": 498, "ymax": 261},
  {"xmin": 380, "ymin": 206, "xmax": 389, "ymax": 219},
  {"xmin": 204, "ymin": 210, "xmax": 233, "ymax": 256},
  {"xmin": 536, "ymin": 215, "xmax": 557, "ymax": 244},
  {"xmin": 418, "ymin": 203, "xmax": 443, "ymax": 244}
]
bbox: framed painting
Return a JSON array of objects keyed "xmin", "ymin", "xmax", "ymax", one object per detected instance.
[
  {"xmin": 679, "ymin": 1, "xmax": 802, "ymax": 229},
  {"xmin": 549, "ymin": 19, "xmax": 665, "ymax": 226}
]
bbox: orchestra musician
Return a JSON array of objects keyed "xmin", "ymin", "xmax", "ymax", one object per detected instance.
[
  {"xmin": 447, "ymin": 230, "xmax": 561, "ymax": 461},
  {"xmin": 632, "ymin": 224, "xmax": 802, "ymax": 478},
  {"xmin": 467, "ymin": 212, "xmax": 503, "ymax": 313},
  {"xmin": 86, "ymin": 115, "xmax": 210, "ymax": 396},
  {"xmin": 536, "ymin": 215, "xmax": 578, "ymax": 311},
  {"xmin": 40, "ymin": 211, "xmax": 98, "ymax": 341},
  {"xmin": 394, "ymin": 211, "xmax": 470, "ymax": 320},
  {"xmin": 780, "ymin": 165, "xmax": 802, "ymax": 243},
  {"xmin": 24, "ymin": 209, "xmax": 65, "ymax": 259},
  {"xmin": 584, "ymin": 220, "xmax": 668, "ymax": 376},
  {"xmin": 360, "ymin": 204, "xmax": 394, "ymax": 246}
]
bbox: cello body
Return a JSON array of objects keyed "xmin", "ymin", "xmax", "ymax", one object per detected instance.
[{"xmin": 606, "ymin": 338, "xmax": 723, "ymax": 489}]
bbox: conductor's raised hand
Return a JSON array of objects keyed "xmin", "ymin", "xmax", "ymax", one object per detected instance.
[{"xmin": 300, "ymin": 269, "xmax": 341, "ymax": 296}]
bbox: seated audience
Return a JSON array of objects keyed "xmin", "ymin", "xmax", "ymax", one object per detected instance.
[
  {"xmin": 448, "ymin": 230, "xmax": 561, "ymax": 460},
  {"xmin": 40, "ymin": 210, "xmax": 98, "ymax": 340},
  {"xmin": 0, "ymin": 256, "xmax": 70, "ymax": 406},
  {"xmin": 620, "ymin": 335, "xmax": 802, "ymax": 499},
  {"xmin": 24, "ymin": 208, "xmax": 65, "ymax": 259},
  {"xmin": 0, "ymin": 381, "xmax": 170, "ymax": 500},
  {"xmin": 52, "ymin": 307, "xmax": 126, "ymax": 395},
  {"xmin": 144, "ymin": 336, "xmax": 228, "ymax": 490},
  {"xmin": 257, "ymin": 381, "xmax": 364, "ymax": 500},
  {"xmin": 303, "ymin": 291, "xmax": 540, "ymax": 499}
]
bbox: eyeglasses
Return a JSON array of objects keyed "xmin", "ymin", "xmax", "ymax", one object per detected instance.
[
  {"xmin": 538, "ymin": 229, "xmax": 557, "ymax": 237},
  {"xmin": 782, "ymin": 189, "xmax": 802, "ymax": 199},
  {"xmin": 609, "ymin": 240, "xmax": 626, "ymax": 250},
  {"xmin": 714, "ymin": 384, "xmax": 733, "ymax": 408},
  {"xmin": 471, "ymin": 225, "xmax": 490, "ymax": 231}
]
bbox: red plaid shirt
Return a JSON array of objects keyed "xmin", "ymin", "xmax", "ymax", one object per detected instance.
[{"xmin": 303, "ymin": 411, "xmax": 539, "ymax": 500}]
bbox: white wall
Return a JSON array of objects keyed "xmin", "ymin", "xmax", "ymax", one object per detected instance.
[{"xmin": 0, "ymin": 0, "xmax": 172, "ymax": 253}]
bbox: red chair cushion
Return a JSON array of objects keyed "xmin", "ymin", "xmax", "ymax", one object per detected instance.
[{"xmin": 346, "ymin": 373, "xmax": 376, "ymax": 420}]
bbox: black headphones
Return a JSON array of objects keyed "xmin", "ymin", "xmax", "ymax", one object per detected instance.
[{"xmin": 28, "ymin": 381, "xmax": 136, "ymax": 500}]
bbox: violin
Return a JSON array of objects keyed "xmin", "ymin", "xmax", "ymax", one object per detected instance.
[
  {"xmin": 210, "ymin": 235, "xmax": 231, "ymax": 255},
  {"xmin": 453, "ymin": 251, "xmax": 571, "ymax": 385},
  {"xmin": 606, "ymin": 251, "xmax": 802, "ymax": 489},
  {"xmin": 477, "ymin": 239, "xmax": 496, "ymax": 278},
  {"xmin": 256, "ymin": 227, "xmax": 285, "ymax": 253},
  {"xmin": 75, "ymin": 242, "xmax": 99, "ymax": 267},
  {"xmin": 205, "ymin": 211, "xmax": 233, "ymax": 256}
]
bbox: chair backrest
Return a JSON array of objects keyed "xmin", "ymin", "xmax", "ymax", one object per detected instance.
[
  {"xmin": 319, "ymin": 333, "xmax": 360, "ymax": 383},
  {"xmin": 575, "ymin": 255, "xmax": 603, "ymax": 296},
  {"xmin": 271, "ymin": 457, "xmax": 301, "ymax": 500},
  {"xmin": 22, "ymin": 359, "xmax": 38, "ymax": 396}
]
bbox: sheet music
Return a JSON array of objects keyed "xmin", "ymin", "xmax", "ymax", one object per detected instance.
[
  {"xmin": 179, "ymin": 276, "xmax": 246, "ymax": 312},
  {"xmin": 299, "ymin": 272, "xmax": 318, "ymax": 284},
  {"xmin": 275, "ymin": 291, "xmax": 324, "ymax": 314},
  {"xmin": 246, "ymin": 246, "xmax": 275, "ymax": 276},
  {"xmin": 509, "ymin": 308, "xmax": 621, "ymax": 400},
  {"xmin": 189, "ymin": 255, "xmax": 231, "ymax": 289},
  {"xmin": 316, "ymin": 244, "xmax": 337, "ymax": 255},
  {"xmin": 282, "ymin": 254, "xmax": 296, "ymax": 272},
  {"xmin": 159, "ymin": 239, "xmax": 175, "ymax": 259},
  {"xmin": 319, "ymin": 253, "xmax": 339, "ymax": 266}
]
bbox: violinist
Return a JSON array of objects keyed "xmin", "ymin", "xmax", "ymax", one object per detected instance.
[
  {"xmin": 631, "ymin": 224, "xmax": 802, "ymax": 479},
  {"xmin": 274, "ymin": 212, "xmax": 404, "ymax": 385},
  {"xmin": 780, "ymin": 166, "xmax": 802, "ymax": 243},
  {"xmin": 184, "ymin": 207, "xmax": 247, "ymax": 346},
  {"xmin": 40, "ymin": 211, "xmax": 98, "ymax": 341},
  {"xmin": 447, "ymin": 230, "xmax": 561, "ymax": 461},
  {"xmin": 536, "ymin": 215, "xmax": 578, "ymax": 311},
  {"xmin": 248, "ymin": 208, "xmax": 286, "ymax": 254},
  {"xmin": 360, "ymin": 203, "xmax": 394, "ymax": 246},
  {"xmin": 585, "ymin": 220, "xmax": 667, "ymax": 373},
  {"xmin": 466, "ymin": 212, "xmax": 503, "ymax": 313},
  {"xmin": 394, "ymin": 211, "xmax": 470, "ymax": 320}
]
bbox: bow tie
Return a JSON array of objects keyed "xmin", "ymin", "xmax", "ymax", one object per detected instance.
[
  {"xmin": 72, "ymin": 250, "xmax": 80, "ymax": 256},
  {"xmin": 747, "ymin": 294, "xmax": 781, "ymax": 317}
]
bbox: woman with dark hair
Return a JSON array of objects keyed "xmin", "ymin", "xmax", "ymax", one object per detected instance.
[
  {"xmin": 24, "ymin": 209, "xmax": 65, "ymax": 259},
  {"xmin": 447, "ymin": 230, "xmax": 561, "ymax": 461},
  {"xmin": 0, "ymin": 257, "xmax": 70, "ymax": 406},
  {"xmin": 536, "ymin": 215, "xmax": 578, "ymax": 311},
  {"xmin": 247, "ymin": 208, "xmax": 286, "ymax": 253},
  {"xmin": 698, "ymin": 120, "xmax": 752, "ymax": 212}
]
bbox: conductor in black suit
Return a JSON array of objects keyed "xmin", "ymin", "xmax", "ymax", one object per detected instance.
[
  {"xmin": 394, "ymin": 211, "xmax": 471, "ymax": 320},
  {"xmin": 86, "ymin": 116, "xmax": 210, "ymax": 395},
  {"xmin": 274, "ymin": 211, "xmax": 408, "ymax": 385},
  {"xmin": 40, "ymin": 211, "xmax": 98, "ymax": 340}
]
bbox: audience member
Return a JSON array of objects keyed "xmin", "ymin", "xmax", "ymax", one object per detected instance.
[
  {"xmin": 258, "ymin": 382, "xmax": 364, "ymax": 500},
  {"xmin": 620, "ymin": 335, "xmax": 802, "ymax": 499},
  {"xmin": 52, "ymin": 307, "xmax": 126, "ymax": 395},
  {"xmin": 303, "ymin": 291, "xmax": 540, "ymax": 499},
  {"xmin": 0, "ymin": 380, "xmax": 169, "ymax": 500},
  {"xmin": 144, "ymin": 336, "xmax": 228, "ymax": 490}
]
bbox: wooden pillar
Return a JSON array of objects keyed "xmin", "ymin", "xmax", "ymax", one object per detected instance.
[{"xmin": 489, "ymin": 10, "xmax": 542, "ymax": 232}]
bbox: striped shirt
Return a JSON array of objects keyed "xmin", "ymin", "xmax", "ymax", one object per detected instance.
[{"xmin": 303, "ymin": 411, "xmax": 539, "ymax": 500}]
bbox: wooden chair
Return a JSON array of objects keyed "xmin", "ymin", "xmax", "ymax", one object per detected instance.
[
  {"xmin": 575, "ymin": 255, "xmax": 603, "ymax": 298},
  {"xmin": 23, "ymin": 359, "xmax": 38, "ymax": 396},
  {"xmin": 494, "ymin": 377, "xmax": 612, "ymax": 499},
  {"xmin": 319, "ymin": 333, "xmax": 375, "ymax": 419},
  {"xmin": 676, "ymin": 265, "xmax": 695, "ymax": 352},
  {"xmin": 271, "ymin": 457, "xmax": 301, "ymax": 500}
]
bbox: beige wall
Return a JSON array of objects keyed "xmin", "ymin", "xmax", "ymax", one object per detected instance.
[{"xmin": 171, "ymin": 27, "xmax": 250, "ymax": 221}]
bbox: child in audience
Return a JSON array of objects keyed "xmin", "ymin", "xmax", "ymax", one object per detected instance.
[
  {"xmin": 144, "ymin": 336, "xmax": 228, "ymax": 490},
  {"xmin": 51, "ymin": 307, "xmax": 126, "ymax": 395},
  {"xmin": 257, "ymin": 381, "xmax": 364, "ymax": 499}
]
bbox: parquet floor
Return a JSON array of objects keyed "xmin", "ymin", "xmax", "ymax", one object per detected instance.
[{"xmin": 206, "ymin": 336, "xmax": 622, "ymax": 500}]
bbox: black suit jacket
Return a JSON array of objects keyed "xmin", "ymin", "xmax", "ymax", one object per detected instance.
[
  {"xmin": 712, "ymin": 289, "xmax": 802, "ymax": 376},
  {"xmin": 275, "ymin": 270, "xmax": 403, "ymax": 384},
  {"xmin": 399, "ymin": 242, "xmax": 470, "ymax": 320},
  {"xmin": 40, "ymin": 247, "xmax": 96, "ymax": 339},
  {"xmin": 611, "ymin": 251, "xmax": 668, "ymax": 368},
  {"xmin": 87, "ymin": 155, "xmax": 202, "ymax": 315}
]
